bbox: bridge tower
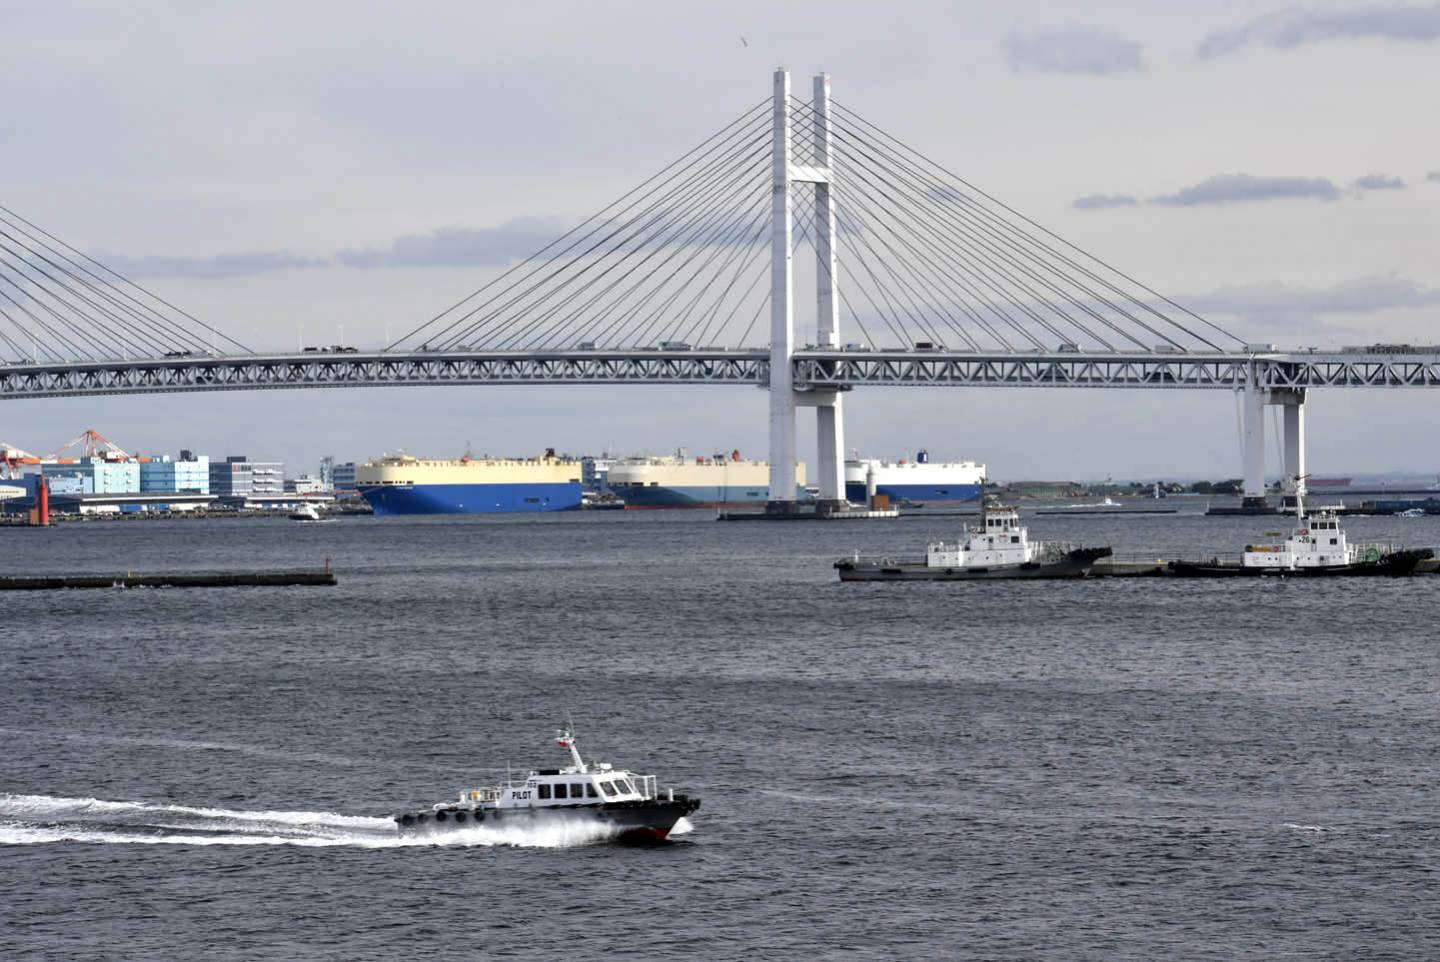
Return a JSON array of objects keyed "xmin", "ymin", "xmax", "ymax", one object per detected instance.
[{"xmin": 768, "ymin": 68, "xmax": 847, "ymax": 514}]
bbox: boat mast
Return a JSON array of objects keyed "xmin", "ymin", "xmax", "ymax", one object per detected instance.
[{"xmin": 556, "ymin": 725, "xmax": 587, "ymax": 772}]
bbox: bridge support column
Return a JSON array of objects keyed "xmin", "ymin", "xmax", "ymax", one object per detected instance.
[
  {"xmin": 1241, "ymin": 372, "xmax": 1268, "ymax": 509},
  {"xmin": 810, "ymin": 72, "xmax": 846, "ymax": 508},
  {"xmin": 766, "ymin": 67, "xmax": 798, "ymax": 513},
  {"xmin": 1275, "ymin": 388, "xmax": 1307, "ymax": 514}
]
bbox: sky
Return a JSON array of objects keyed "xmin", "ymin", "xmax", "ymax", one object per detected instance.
[{"xmin": 4, "ymin": 0, "xmax": 1439, "ymax": 480}]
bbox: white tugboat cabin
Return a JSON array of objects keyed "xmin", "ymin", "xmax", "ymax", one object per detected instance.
[
  {"xmin": 1243, "ymin": 510, "xmax": 1357, "ymax": 570},
  {"xmin": 925, "ymin": 504, "xmax": 1037, "ymax": 569}
]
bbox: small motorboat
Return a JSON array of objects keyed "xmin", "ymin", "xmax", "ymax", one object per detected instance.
[{"xmin": 288, "ymin": 503, "xmax": 321, "ymax": 522}]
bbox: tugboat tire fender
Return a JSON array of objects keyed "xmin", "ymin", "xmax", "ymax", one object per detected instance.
[{"xmin": 435, "ymin": 810, "xmax": 448, "ymax": 821}]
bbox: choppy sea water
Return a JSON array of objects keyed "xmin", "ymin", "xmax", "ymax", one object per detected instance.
[{"xmin": 2, "ymin": 509, "xmax": 1438, "ymax": 960}]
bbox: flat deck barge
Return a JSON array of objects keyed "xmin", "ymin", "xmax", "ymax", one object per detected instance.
[{"xmin": 0, "ymin": 568, "xmax": 337, "ymax": 590}]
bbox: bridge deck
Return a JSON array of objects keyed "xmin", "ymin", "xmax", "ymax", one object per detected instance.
[{"xmin": 3, "ymin": 350, "xmax": 1439, "ymax": 400}]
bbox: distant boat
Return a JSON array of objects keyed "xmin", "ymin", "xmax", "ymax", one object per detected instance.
[{"xmin": 289, "ymin": 503, "xmax": 321, "ymax": 522}]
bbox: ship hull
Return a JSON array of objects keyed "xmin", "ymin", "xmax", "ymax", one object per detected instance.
[
  {"xmin": 394, "ymin": 797, "xmax": 700, "ymax": 842},
  {"xmin": 613, "ymin": 483, "xmax": 775, "ymax": 508},
  {"xmin": 1169, "ymin": 548, "xmax": 1432, "ymax": 578},
  {"xmin": 836, "ymin": 546, "xmax": 1111, "ymax": 581},
  {"xmin": 359, "ymin": 482, "xmax": 583, "ymax": 516},
  {"xmin": 844, "ymin": 481, "xmax": 984, "ymax": 505}
]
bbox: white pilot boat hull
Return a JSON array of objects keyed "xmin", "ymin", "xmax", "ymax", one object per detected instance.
[{"xmin": 393, "ymin": 796, "xmax": 699, "ymax": 842}]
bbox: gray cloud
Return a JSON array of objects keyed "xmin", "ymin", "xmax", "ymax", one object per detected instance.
[
  {"xmin": 1428, "ymin": 171, "xmax": 1440, "ymax": 182},
  {"xmin": 1152, "ymin": 173, "xmax": 1340, "ymax": 206},
  {"xmin": 91, "ymin": 250, "xmax": 327, "ymax": 279},
  {"xmin": 1004, "ymin": 26, "xmax": 1142, "ymax": 75},
  {"xmin": 1199, "ymin": 4, "xmax": 1440, "ymax": 58},
  {"xmin": 1354, "ymin": 173, "xmax": 1405, "ymax": 190},
  {"xmin": 337, "ymin": 217, "xmax": 570, "ymax": 269},
  {"xmin": 1189, "ymin": 275, "xmax": 1440, "ymax": 337},
  {"xmin": 1073, "ymin": 193, "xmax": 1138, "ymax": 210}
]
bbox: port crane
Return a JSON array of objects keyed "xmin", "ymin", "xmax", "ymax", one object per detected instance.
[{"xmin": 44, "ymin": 428, "xmax": 133, "ymax": 463}]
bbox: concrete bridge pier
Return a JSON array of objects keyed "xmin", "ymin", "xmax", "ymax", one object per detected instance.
[{"xmin": 1240, "ymin": 372, "xmax": 1307, "ymax": 513}]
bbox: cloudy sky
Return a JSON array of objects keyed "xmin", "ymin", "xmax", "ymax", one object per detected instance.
[{"xmin": 4, "ymin": 0, "xmax": 1439, "ymax": 480}]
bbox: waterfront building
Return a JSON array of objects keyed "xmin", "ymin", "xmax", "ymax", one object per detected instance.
[
  {"xmin": 34, "ymin": 458, "xmax": 140, "ymax": 494},
  {"xmin": 140, "ymin": 454, "xmax": 210, "ymax": 494},
  {"xmin": 332, "ymin": 462, "xmax": 358, "ymax": 491},
  {"xmin": 209, "ymin": 456, "xmax": 284, "ymax": 498}
]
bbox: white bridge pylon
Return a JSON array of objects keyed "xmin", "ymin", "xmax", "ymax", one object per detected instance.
[{"xmin": 769, "ymin": 68, "xmax": 845, "ymax": 510}]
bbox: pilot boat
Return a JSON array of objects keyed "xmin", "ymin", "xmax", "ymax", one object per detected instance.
[
  {"xmin": 392, "ymin": 727, "xmax": 700, "ymax": 842},
  {"xmin": 1169, "ymin": 492, "xmax": 1432, "ymax": 577},
  {"xmin": 834, "ymin": 502, "xmax": 1111, "ymax": 581},
  {"xmin": 288, "ymin": 503, "xmax": 321, "ymax": 522}
]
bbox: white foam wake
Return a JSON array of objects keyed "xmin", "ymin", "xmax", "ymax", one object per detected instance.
[{"xmin": 0, "ymin": 794, "xmax": 620, "ymax": 849}]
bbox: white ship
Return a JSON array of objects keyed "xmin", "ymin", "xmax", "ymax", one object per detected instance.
[
  {"xmin": 845, "ymin": 449, "xmax": 986, "ymax": 505},
  {"xmin": 606, "ymin": 450, "xmax": 806, "ymax": 508}
]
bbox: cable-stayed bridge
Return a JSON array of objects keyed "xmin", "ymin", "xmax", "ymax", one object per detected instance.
[{"xmin": 2, "ymin": 69, "xmax": 1437, "ymax": 508}]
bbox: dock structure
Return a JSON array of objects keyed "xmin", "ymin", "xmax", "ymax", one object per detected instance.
[{"xmin": 0, "ymin": 566, "xmax": 337, "ymax": 591}]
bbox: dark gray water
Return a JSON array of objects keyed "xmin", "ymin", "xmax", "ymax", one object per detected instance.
[{"xmin": 3, "ymin": 510, "xmax": 1438, "ymax": 960}]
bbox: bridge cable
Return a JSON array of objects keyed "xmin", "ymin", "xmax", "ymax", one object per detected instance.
[
  {"xmin": 488, "ymin": 131, "xmax": 770, "ymax": 350},
  {"xmin": 828, "ymin": 119, "xmax": 1165, "ymax": 350},
  {"xmin": 0, "ymin": 230, "xmax": 183, "ymax": 358},
  {"xmin": 511, "ymin": 144, "xmax": 769, "ymax": 350},
  {"xmin": 828, "ymin": 102, "xmax": 1240, "ymax": 349},
  {"xmin": 389, "ymin": 102, "xmax": 768, "ymax": 351},
  {"xmin": 0, "ymin": 204, "xmax": 252, "ymax": 355},
  {"xmin": 432, "ymin": 117, "xmax": 769, "ymax": 350}
]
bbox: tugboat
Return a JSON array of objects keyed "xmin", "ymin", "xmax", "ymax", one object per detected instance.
[
  {"xmin": 834, "ymin": 502, "xmax": 1111, "ymax": 581},
  {"xmin": 1169, "ymin": 489, "xmax": 1432, "ymax": 577},
  {"xmin": 392, "ymin": 726, "xmax": 700, "ymax": 842}
]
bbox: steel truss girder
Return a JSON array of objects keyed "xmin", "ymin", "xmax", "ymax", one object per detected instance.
[
  {"xmin": 791, "ymin": 351, "xmax": 1440, "ymax": 390},
  {"xmin": 0, "ymin": 351, "xmax": 770, "ymax": 399},
  {"xmin": 3, "ymin": 350, "xmax": 1440, "ymax": 400}
]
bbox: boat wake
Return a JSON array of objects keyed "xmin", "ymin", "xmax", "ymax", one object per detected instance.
[{"xmin": 0, "ymin": 794, "xmax": 620, "ymax": 849}]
